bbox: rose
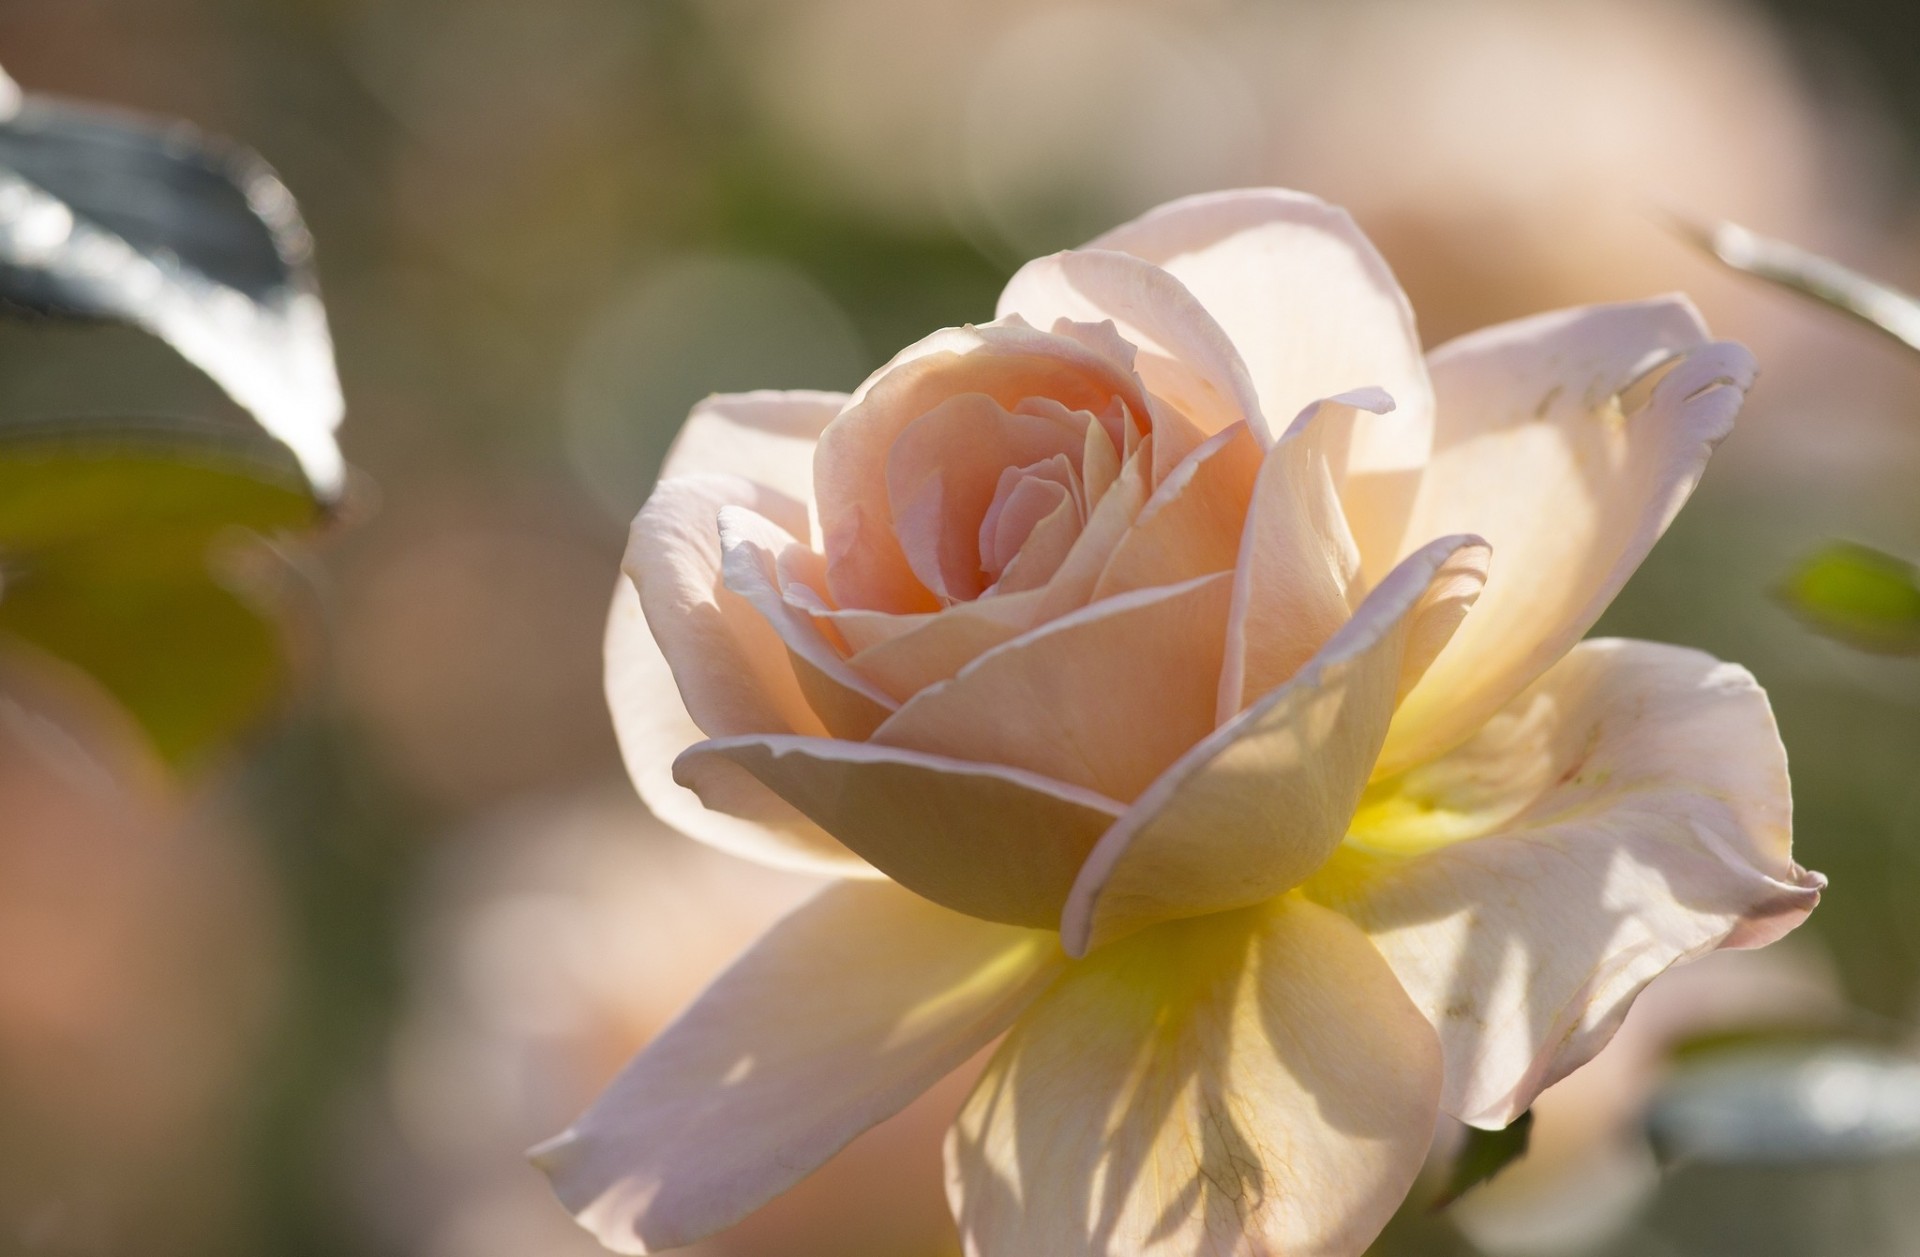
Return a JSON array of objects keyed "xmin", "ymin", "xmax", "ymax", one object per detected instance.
[{"xmin": 537, "ymin": 189, "xmax": 1824, "ymax": 1256}]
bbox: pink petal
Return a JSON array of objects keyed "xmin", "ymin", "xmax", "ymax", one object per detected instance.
[
  {"xmin": 1377, "ymin": 297, "xmax": 1754, "ymax": 776},
  {"xmin": 675, "ymin": 735, "xmax": 1125, "ymax": 928},
  {"xmin": 1062, "ymin": 535, "xmax": 1489, "ymax": 957},
  {"xmin": 947, "ymin": 894, "xmax": 1440, "ymax": 1257},
  {"xmin": 716, "ymin": 507, "xmax": 898, "ymax": 740},
  {"xmin": 1218, "ymin": 391, "xmax": 1391, "ymax": 720},
  {"xmin": 1089, "ymin": 188, "xmax": 1433, "ymax": 481},
  {"xmin": 816, "ymin": 320, "xmax": 1150, "ymax": 613},
  {"xmin": 830, "ymin": 439, "xmax": 1156, "ymax": 704},
  {"xmin": 608, "ymin": 474, "xmax": 870, "ymax": 875},
  {"xmin": 658, "ymin": 390, "xmax": 846, "ymax": 528},
  {"xmin": 1310, "ymin": 639, "xmax": 1823, "ymax": 1129},
  {"xmin": 871, "ymin": 572, "xmax": 1234, "ymax": 802},
  {"xmin": 1090, "ymin": 420, "xmax": 1262, "ymax": 600},
  {"xmin": 996, "ymin": 247, "xmax": 1270, "ymax": 441},
  {"xmin": 536, "ymin": 880, "xmax": 1064, "ymax": 1254},
  {"xmin": 991, "ymin": 488, "xmax": 1081, "ymax": 595},
  {"xmin": 887, "ymin": 393, "xmax": 1087, "ymax": 601}
]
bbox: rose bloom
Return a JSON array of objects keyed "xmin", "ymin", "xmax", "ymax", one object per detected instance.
[{"xmin": 535, "ymin": 189, "xmax": 1824, "ymax": 1256}]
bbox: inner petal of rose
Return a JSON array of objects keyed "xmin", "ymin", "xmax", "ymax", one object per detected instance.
[
  {"xmin": 884, "ymin": 391, "xmax": 1132, "ymax": 604},
  {"xmin": 978, "ymin": 454, "xmax": 1082, "ymax": 587}
]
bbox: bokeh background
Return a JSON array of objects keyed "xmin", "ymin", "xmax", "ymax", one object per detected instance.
[{"xmin": 3, "ymin": 0, "xmax": 1920, "ymax": 1254}]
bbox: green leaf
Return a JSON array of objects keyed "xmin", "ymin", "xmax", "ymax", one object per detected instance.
[
  {"xmin": 1777, "ymin": 541, "xmax": 1920, "ymax": 655},
  {"xmin": 0, "ymin": 62, "xmax": 346, "ymax": 498},
  {"xmin": 0, "ymin": 414, "xmax": 324, "ymax": 766},
  {"xmin": 1431, "ymin": 1110, "xmax": 1533, "ymax": 1211},
  {"xmin": 1673, "ymin": 217, "xmax": 1920, "ymax": 357}
]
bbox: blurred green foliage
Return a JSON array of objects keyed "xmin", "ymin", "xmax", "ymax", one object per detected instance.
[
  {"xmin": 1780, "ymin": 542, "xmax": 1920, "ymax": 654},
  {"xmin": 1433, "ymin": 1112, "xmax": 1534, "ymax": 1211},
  {"xmin": 0, "ymin": 417, "xmax": 322, "ymax": 766}
]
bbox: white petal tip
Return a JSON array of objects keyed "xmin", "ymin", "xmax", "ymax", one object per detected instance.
[{"xmin": 527, "ymin": 1129, "xmax": 578, "ymax": 1174}]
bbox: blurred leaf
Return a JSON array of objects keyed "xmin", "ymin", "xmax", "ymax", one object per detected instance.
[
  {"xmin": 0, "ymin": 415, "xmax": 323, "ymax": 766},
  {"xmin": 1647, "ymin": 1045, "xmax": 1920, "ymax": 1166},
  {"xmin": 0, "ymin": 64, "xmax": 345, "ymax": 497},
  {"xmin": 1432, "ymin": 1110, "xmax": 1533, "ymax": 1210},
  {"xmin": 1777, "ymin": 541, "xmax": 1920, "ymax": 655},
  {"xmin": 1674, "ymin": 216, "xmax": 1920, "ymax": 357}
]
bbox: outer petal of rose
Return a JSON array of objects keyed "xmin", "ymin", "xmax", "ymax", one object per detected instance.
[
  {"xmin": 534, "ymin": 879, "xmax": 1065, "ymax": 1255},
  {"xmin": 871, "ymin": 572, "xmax": 1233, "ymax": 802},
  {"xmin": 1061, "ymin": 535, "xmax": 1489, "ymax": 957},
  {"xmin": 947, "ymin": 894, "xmax": 1440, "ymax": 1257},
  {"xmin": 1376, "ymin": 298, "xmax": 1754, "ymax": 776},
  {"xmin": 1089, "ymin": 188, "xmax": 1433, "ymax": 483},
  {"xmin": 1090, "ymin": 421, "xmax": 1260, "ymax": 600},
  {"xmin": 676, "ymin": 735, "xmax": 1126, "ymax": 928},
  {"xmin": 716, "ymin": 506, "xmax": 897, "ymax": 740},
  {"xmin": 816, "ymin": 320, "xmax": 1150, "ymax": 613},
  {"xmin": 609, "ymin": 474, "xmax": 871, "ymax": 876},
  {"xmin": 997, "ymin": 248, "xmax": 1269, "ymax": 441},
  {"xmin": 1218, "ymin": 390, "xmax": 1392, "ymax": 719},
  {"xmin": 659, "ymin": 390, "xmax": 846, "ymax": 530},
  {"xmin": 1308, "ymin": 638, "xmax": 1824, "ymax": 1129}
]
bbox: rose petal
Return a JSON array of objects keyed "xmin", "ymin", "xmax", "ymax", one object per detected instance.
[
  {"xmin": 676, "ymin": 735, "xmax": 1126, "ymax": 928},
  {"xmin": 1089, "ymin": 188, "xmax": 1433, "ymax": 480},
  {"xmin": 1309, "ymin": 638, "xmax": 1823, "ymax": 1129},
  {"xmin": 1062, "ymin": 535, "xmax": 1490, "ymax": 957},
  {"xmin": 888, "ymin": 394, "xmax": 1088, "ymax": 601},
  {"xmin": 659, "ymin": 390, "xmax": 846, "ymax": 536},
  {"xmin": 997, "ymin": 248, "xmax": 1269, "ymax": 441},
  {"xmin": 839, "ymin": 596, "xmax": 1041, "ymax": 704},
  {"xmin": 1090, "ymin": 420, "xmax": 1261, "ymax": 600},
  {"xmin": 991, "ymin": 487, "xmax": 1081, "ymax": 594},
  {"xmin": 871, "ymin": 572, "xmax": 1233, "ymax": 802},
  {"xmin": 947, "ymin": 894, "xmax": 1440, "ymax": 1257},
  {"xmin": 979, "ymin": 454, "xmax": 1080, "ymax": 583},
  {"xmin": 535, "ymin": 879, "xmax": 1063, "ymax": 1254},
  {"xmin": 717, "ymin": 507, "xmax": 898, "ymax": 740},
  {"xmin": 817, "ymin": 320, "xmax": 1150, "ymax": 613},
  {"xmin": 608, "ymin": 474, "xmax": 870, "ymax": 876},
  {"xmin": 1218, "ymin": 391, "xmax": 1391, "ymax": 719},
  {"xmin": 832, "ymin": 438, "xmax": 1156, "ymax": 703},
  {"xmin": 1376, "ymin": 298, "xmax": 1755, "ymax": 776}
]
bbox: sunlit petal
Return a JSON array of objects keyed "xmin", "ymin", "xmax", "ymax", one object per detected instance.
[
  {"xmin": 948, "ymin": 895, "xmax": 1439, "ymax": 1257},
  {"xmin": 1089, "ymin": 188, "xmax": 1433, "ymax": 479},
  {"xmin": 1062, "ymin": 535, "xmax": 1489, "ymax": 956},
  {"xmin": 1311, "ymin": 638, "xmax": 1822, "ymax": 1128},
  {"xmin": 1377, "ymin": 298, "xmax": 1754, "ymax": 775},
  {"xmin": 537, "ymin": 880, "xmax": 1064, "ymax": 1254}
]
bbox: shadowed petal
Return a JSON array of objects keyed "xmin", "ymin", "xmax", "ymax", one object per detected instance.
[
  {"xmin": 717, "ymin": 506, "xmax": 897, "ymax": 740},
  {"xmin": 1377, "ymin": 298, "xmax": 1755, "ymax": 776},
  {"xmin": 1310, "ymin": 639, "xmax": 1823, "ymax": 1129},
  {"xmin": 536, "ymin": 880, "xmax": 1064, "ymax": 1254},
  {"xmin": 947, "ymin": 895, "xmax": 1440, "ymax": 1257},
  {"xmin": 1062, "ymin": 535, "xmax": 1489, "ymax": 957},
  {"xmin": 676, "ymin": 735, "xmax": 1125, "ymax": 928}
]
